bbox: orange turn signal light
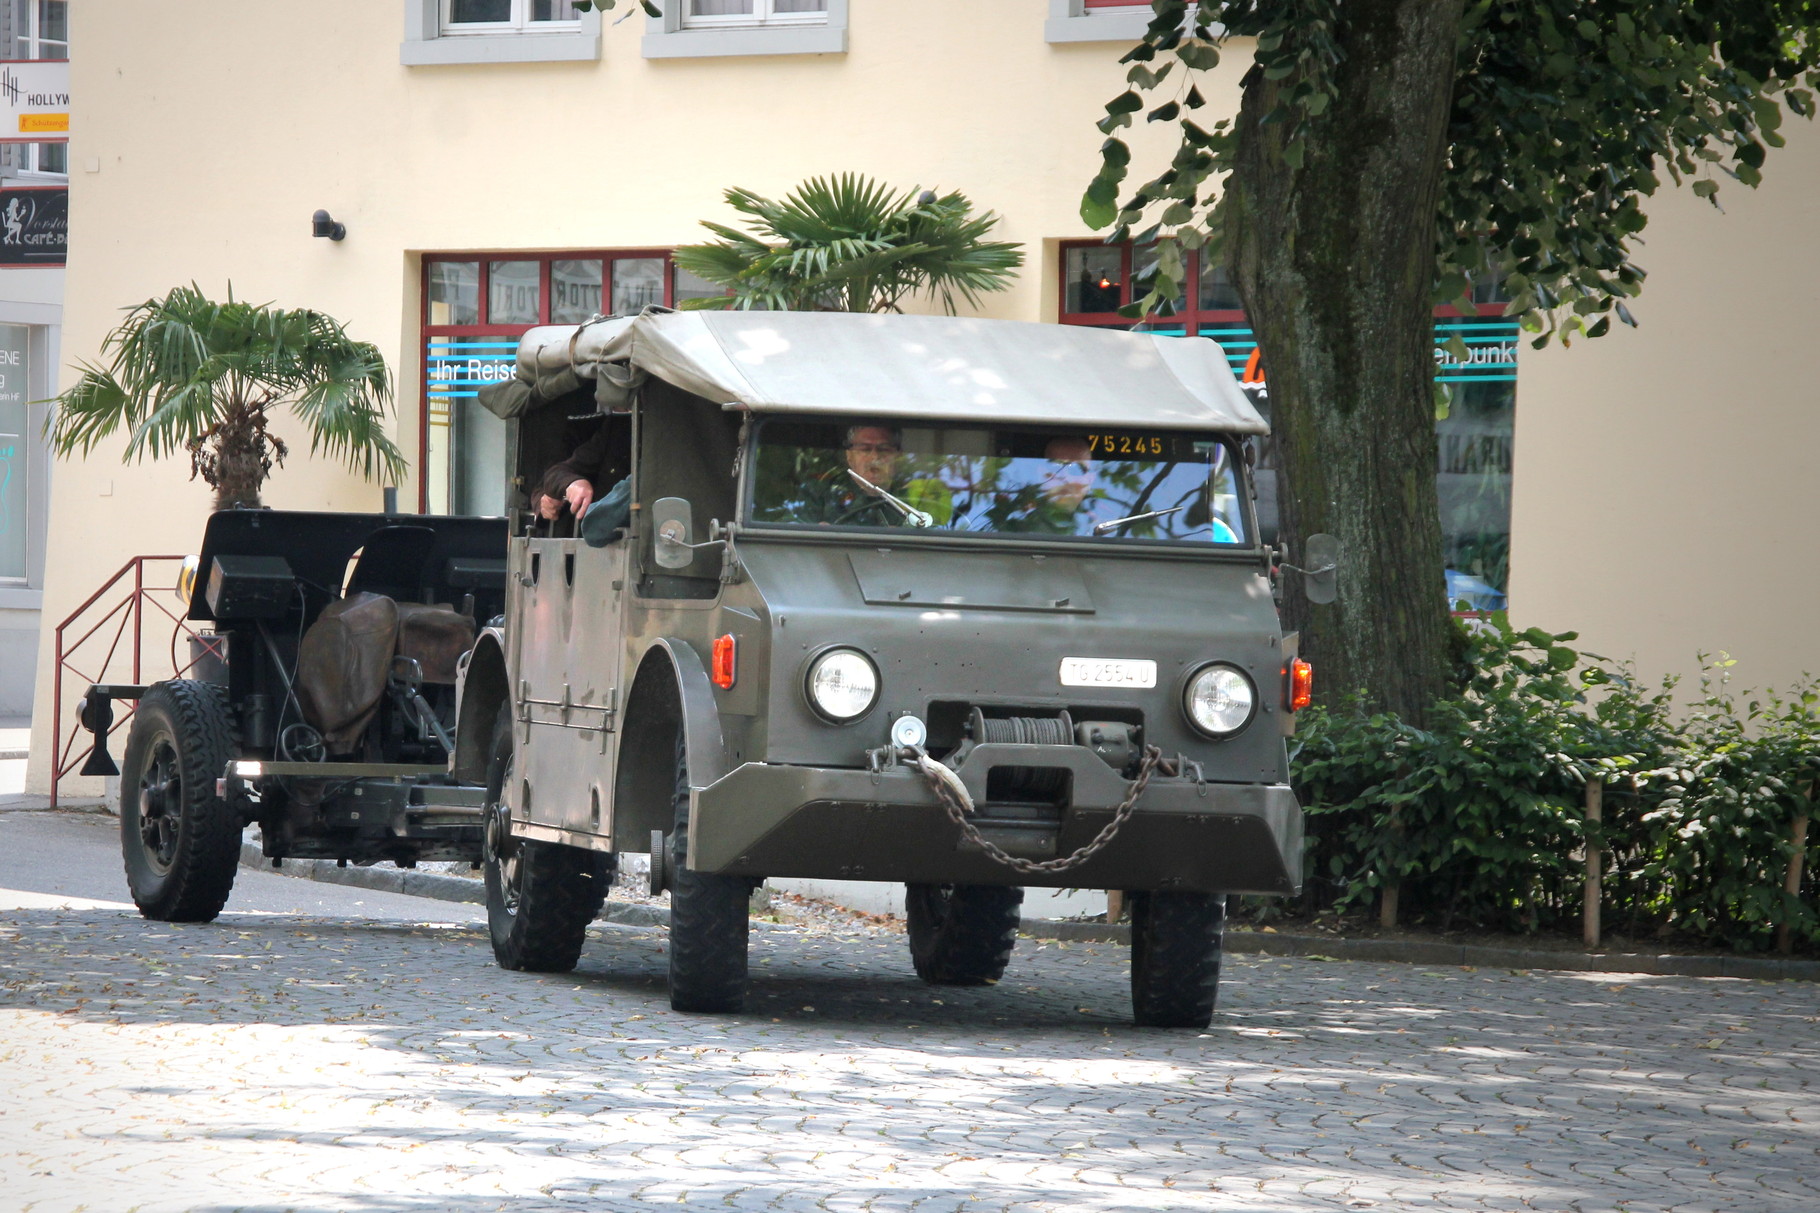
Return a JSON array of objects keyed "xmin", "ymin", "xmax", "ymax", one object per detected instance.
[
  {"xmin": 711, "ymin": 633, "xmax": 737, "ymax": 690},
  {"xmin": 1288, "ymin": 658, "xmax": 1313, "ymax": 712}
]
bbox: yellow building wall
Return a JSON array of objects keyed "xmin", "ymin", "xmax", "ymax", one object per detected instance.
[
  {"xmin": 1511, "ymin": 113, "xmax": 1820, "ymax": 698},
  {"xmin": 26, "ymin": 0, "xmax": 1820, "ymax": 792}
]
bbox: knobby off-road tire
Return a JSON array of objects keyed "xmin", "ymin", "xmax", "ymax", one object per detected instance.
[
  {"xmin": 905, "ymin": 884, "xmax": 1023, "ymax": 986},
  {"xmin": 1129, "ymin": 890, "xmax": 1226, "ymax": 1029},
  {"xmin": 483, "ymin": 712, "xmax": 611, "ymax": 973},
  {"xmin": 667, "ymin": 727, "xmax": 749, "ymax": 1013},
  {"xmin": 119, "ymin": 679, "xmax": 240, "ymax": 923}
]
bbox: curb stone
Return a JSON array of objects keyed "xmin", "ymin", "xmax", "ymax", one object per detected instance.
[
  {"xmin": 235, "ymin": 840, "xmax": 667, "ymax": 925},
  {"xmin": 234, "ymin": 843, "xmax": 1820, "ymax": 981},
  {"xmin": 1027, "ymin": 919, "xmax": 1820, "ymax": 981}
]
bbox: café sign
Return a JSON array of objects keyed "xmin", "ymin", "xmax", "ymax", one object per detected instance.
[{"xmin": 0, "ymin": 187, "xmax": 66, "ymax": 266}]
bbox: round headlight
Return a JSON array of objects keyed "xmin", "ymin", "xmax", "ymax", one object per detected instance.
[
  {"xmin": 805, "ymin": 648, "xmax": 880, "ymax": 723},
  {"xmin": 1184, "ymin": 663, "xmax": 1256, "ymax": 737}
]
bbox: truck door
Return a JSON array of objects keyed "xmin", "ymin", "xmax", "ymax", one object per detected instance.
[{"xmin": 507, "ymin": 412, "xmax": 632, "ymax": 846}]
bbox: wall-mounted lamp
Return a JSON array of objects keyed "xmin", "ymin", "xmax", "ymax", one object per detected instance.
[{"xmin": 311, "ymin": 209, "xmax": 346, "ymax": 241}]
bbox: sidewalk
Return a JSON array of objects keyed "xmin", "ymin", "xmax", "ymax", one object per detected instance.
[{"xmin": 0, "ymin": 718, "xmax": 108, "ymax": 812}]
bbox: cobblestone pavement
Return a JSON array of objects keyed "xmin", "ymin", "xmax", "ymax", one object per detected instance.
[{"xmin": 2, "ymin": 882, "xmax": 1816, "ymax": 1210}]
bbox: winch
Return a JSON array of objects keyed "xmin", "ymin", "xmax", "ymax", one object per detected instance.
[{"xmin": 944, "ymin": 706, "xmax": 1143, "ymax": 789}]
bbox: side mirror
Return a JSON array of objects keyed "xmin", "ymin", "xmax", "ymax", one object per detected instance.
[
  {"xmin": 652, "ymin": 497, "xmax": 695, "ymax": 570},
  {"xmin": 1302, "ymin": 533, "xmax": 1340, "ymax": 605}
]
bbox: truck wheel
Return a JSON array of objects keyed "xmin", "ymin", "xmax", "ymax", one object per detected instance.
[
  {"xmin": 118, "ymin": 680, "xmax": 240, "ymax": 923},
  {"xmin": 1129, "ymin": 890, "xmax": 1226, "ymax": 1028},
  {"xmin": 905, "ymin": 884, "xmax": 1023, "ymax": 985},
  {"xmin": 667, "ymin": 728, "xmax": 749, "ymax": 1013},
  {"xmin": 483, "ymin": 713, "xmax": 610, "ymax": 973}
]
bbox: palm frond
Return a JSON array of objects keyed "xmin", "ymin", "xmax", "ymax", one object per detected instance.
[
  {"xmin": 679, "ymin": 175, "xmax": 1023, "ymax": 313},
  {"xmin": 49, "ymin": 284, "xmax": 406, "ymax": 503}
]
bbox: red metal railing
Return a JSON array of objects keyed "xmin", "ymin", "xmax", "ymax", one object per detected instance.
[{"xmin": 50, "ymin": 555, "xmax": 221, "ymax": 809}]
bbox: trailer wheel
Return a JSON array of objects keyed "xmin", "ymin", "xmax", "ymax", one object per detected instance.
[
  {"xmin": 1129, "ymin": 890, "xmax": 1226, "ymax": 1028},
  {"xmin": 119, "ymin": 680, "xmax": 240, "ymax": 923},
  {"xmin": 905, "ymin": 884, "xmax": 1022, "ymax": 985},
  {"xmin": 483, "ymin": 713, "xmax": 610, "ymax": 973},
  {"xmin": 666, "ymin": 726, "xmax": 749, "ymax": 1013}
]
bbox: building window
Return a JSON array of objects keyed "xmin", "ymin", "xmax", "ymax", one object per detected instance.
[
  {"xmin": 1, "ymin": 2, "xmax": 67, "ymax": 179},
  {"xmin": 442, "ymin": 0, "xmax": 583, "ymax": 33},
  {"xmin": 401, "ymin": 0, "xmax": 600, "ymax": 66},
  {"xmin": 644, "ymin": 0, "xmax": 846, "ymax": 58},
  {"xmin": 1059, "ymin": 239, "xmax": 1516, "ymax": 611},
  {"xmin": 1046, "ymin": 0, "xmax": 1157, "ymax": 44},
  {"xmin": 421, "ymin": 251, "xmax": 729, "ymax": 515},
  {"xmin": 682, "ymin": 0, "xmax": 826, "ymax": 28}
]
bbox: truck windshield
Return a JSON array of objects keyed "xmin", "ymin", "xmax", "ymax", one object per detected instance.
[{"xmin": 746, "ymin": 417, "xmax": 1250, "ymax": 545}]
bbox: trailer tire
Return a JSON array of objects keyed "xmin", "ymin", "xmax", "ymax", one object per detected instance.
[
  {"xmin": 118, "ymin": 680, "xmax": 241, "ymax": 923},
  {"xmin": 1129, "ymin": 890, "xmax": 1225, "ymax": 1028},
  {"xmin": 905, "ymin": 884, "xmax": 1022, "ymax": 986},
  {"xmin": 666, "ymin": 727, "xmax": 749, "ymax": 1013},
  {"xmin": 483, "ymin": 713, "xmax": 611, "ymax": 973}
]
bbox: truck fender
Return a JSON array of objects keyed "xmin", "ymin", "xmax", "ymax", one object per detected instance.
[
  {"xmin": 452, "ymin": 627, "xmax": 510, "ymax": 784},
  {"xmin": 613, "ymin": 638, "xmax": 727, "ymax": 849},
  {"xmin": 639, "ymin": 637, "xmax": 727, "ymax": 789}
]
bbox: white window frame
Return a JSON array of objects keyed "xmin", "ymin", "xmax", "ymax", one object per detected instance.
[
  {"xmin": 401, "ymin": 0, "xmax": 601, "ymax": 66},
  {"xmin": 644, "ymin": 0, "xmax": 846, "ymax": 59},
  {"xmin": 682, "ymin": 0, "xmax": 825, "ymax": 30},
  {"xmin": 1046, "ymin": 1, "xmax": 1158, "ymax": 45},
  {"xmin": 439, "ymin": 0, "xmax": 584, "ymax": 35}
]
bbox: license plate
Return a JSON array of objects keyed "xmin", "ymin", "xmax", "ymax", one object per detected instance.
[{"xmin": 1058, "ymin": 657, "xmax": 1157, "ymax": 688}]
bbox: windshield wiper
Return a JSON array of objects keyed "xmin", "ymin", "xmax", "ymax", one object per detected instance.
[
  {"xmin": 1092, "ymin": 504, "xmax": 1186, "ymax": 536},
  {"xmin": 848, "ymin": 469, "xmax": 934, "ymax": 528}
]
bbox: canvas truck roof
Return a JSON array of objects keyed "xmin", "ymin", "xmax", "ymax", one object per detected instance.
[{"xmin": 511, "ymin": 310, "xmax": 1268, "ymax": 434}]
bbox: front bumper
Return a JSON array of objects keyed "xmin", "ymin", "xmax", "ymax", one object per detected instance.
[{"xmin": 689, "ymin": 742, "xmax": 1303, "ymax": 895}]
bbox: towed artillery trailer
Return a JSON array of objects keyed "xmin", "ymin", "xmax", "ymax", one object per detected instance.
[{"xmin": 80, "ymin": 511, "xmax": 510, "ymax": 919}]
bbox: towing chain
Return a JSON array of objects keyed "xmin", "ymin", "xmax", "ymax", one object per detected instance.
[{"xmin": 902, "ymin": 743, "xmax": 1164, "ymax": 876}]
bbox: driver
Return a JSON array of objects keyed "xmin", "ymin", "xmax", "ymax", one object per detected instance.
[{"xmin": 802, "ymin": 424, "xmax": 953, "ymax": 526}]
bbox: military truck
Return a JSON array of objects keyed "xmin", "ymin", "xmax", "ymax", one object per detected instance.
[
  {"xmin": 79, "ymin": 511, "xmax": 509, "ymax": 920},
  {"xmin": 459, "ymin": 309, "xmax": 1317, "ymax": 1028}
]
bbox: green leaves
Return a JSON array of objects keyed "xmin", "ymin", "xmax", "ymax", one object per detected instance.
[
  {"xmin": 671, "ymin": 173, "xmax": 1023, "ymax": 315},
  {"xmin": 49, "ymin": 284, "xmax": 405, "ymax": 503},
  {"xmin": 1092, "ymin": 3, "xmax": 1820, "ymax": 354},
  {"xmin": 1292, "ymin": 630, "xmax": 1819, "ymax": 949}
]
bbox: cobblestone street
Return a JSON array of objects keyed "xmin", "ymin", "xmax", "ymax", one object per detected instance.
[{"xmin": 0, "ymin": 815, "xmax": 1815, "ymax": 1212}]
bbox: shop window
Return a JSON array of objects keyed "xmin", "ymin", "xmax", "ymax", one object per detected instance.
[
  {"xmin": 610, "ymin": 258, "xmax": 665, "ymax": 314},
  {"xmin": 423, "ymin": 251, "xmax": 711, "ymax": 516},
  {"xmin": 487, "ymin": 260, "xmax": 542, "ymax": 325},
  {"xmin": 644, "ymin": 0, "xmax": 846, "ymax": 58},
  {"xmin": 1059, "ymin": 239, "xmax": 1515, "ymax": 610},
  {"xmin": 551, "ymin": 259, "xmax": 603, "ymax": 324},
  {"xmin": 673, "ymin": 264, "xmax": 727, "ymax": 305},
  {"xmin": 401, "ymin": 0, "xmax": 600, "ymax": 65}
]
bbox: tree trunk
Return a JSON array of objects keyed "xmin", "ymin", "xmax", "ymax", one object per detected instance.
[
  {"xmin": 212, "ymin": 400, "xmax": 266, "ymax": 511},
  {"xmin": 1225, "ymin": 0, "xmax": 1462, "ymax": 725}
]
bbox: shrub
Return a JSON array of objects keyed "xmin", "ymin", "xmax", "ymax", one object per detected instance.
[{"xmin": 1286, "ymin": 621, "xmax": 1817, "ymax": 952}]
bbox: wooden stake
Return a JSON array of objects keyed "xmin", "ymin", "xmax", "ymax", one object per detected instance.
[
  {"xmin": 1379, "ymin": 882, "xmax": 1399, "ymax": 930},
  {"xmin": 1106, "ymin": 889, "xmax": 1124, "ymax": 925},
  {"xmin": 1776, "ymin": 813, "xmax": 1810, "ymax": 956},
  {"xmin": 1583, "ymin": 778, "xmax": 1603, "ymax": 951}
]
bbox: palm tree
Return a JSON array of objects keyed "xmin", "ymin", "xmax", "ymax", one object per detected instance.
[
  {"xmin": 51, "ymin": 285, "xmax": 408, "ymax": 510},
  {"xmin": 673, "ymin": 174, "xmax": 1023, "ymax": 314}
]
